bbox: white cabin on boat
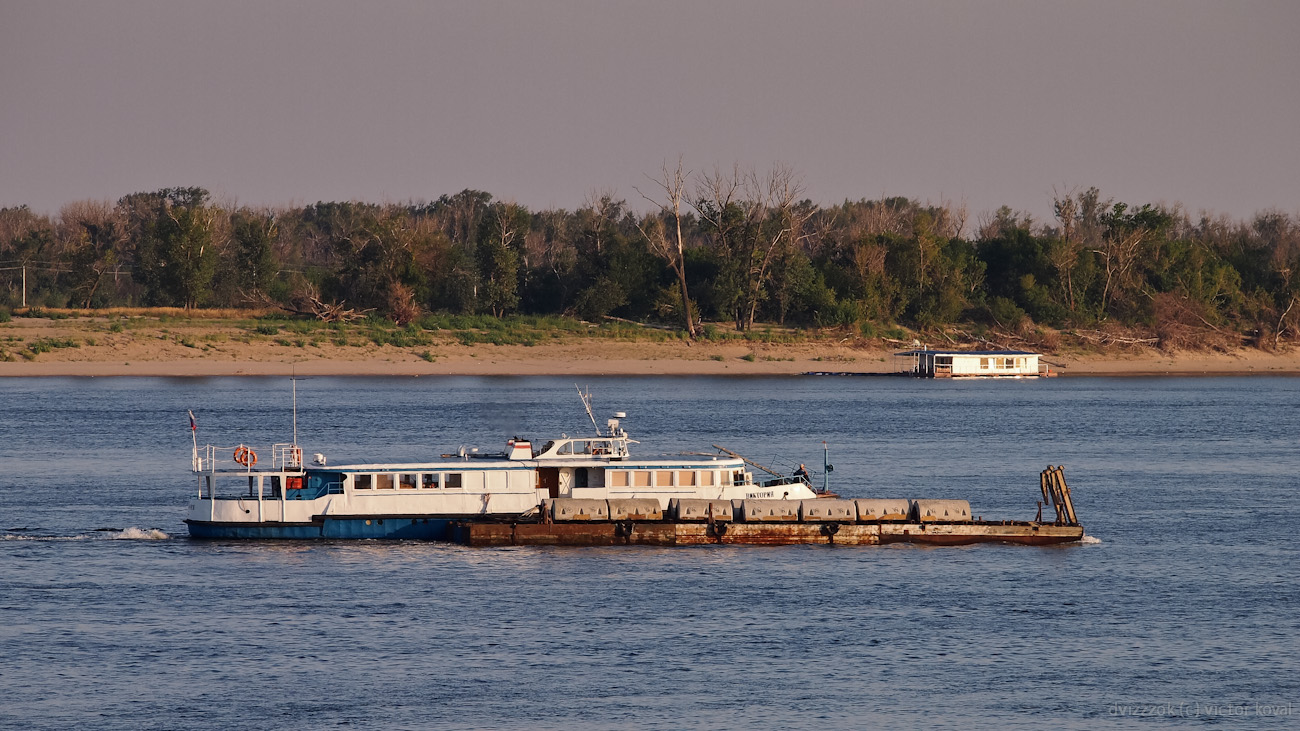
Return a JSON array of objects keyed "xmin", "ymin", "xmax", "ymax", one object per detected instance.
[{"xmin": 894, "ymin": 349, "xmax": 1046, "ymax": 378}]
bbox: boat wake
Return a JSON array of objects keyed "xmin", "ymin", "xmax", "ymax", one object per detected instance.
[
  {"xmin": 109, "ymin": 527, "xmax": 171, "ymax": 540},
  {"xmin": 2, "ymin": 527, "xmax": 172, "ymax": 541},
  {"xmin": 1079, "ymin": 534, "xmax": 1103, "ymax": 545}
]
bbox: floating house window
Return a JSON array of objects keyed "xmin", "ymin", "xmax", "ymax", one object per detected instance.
[
  {"xmin": 610, "ymin": 471, "xmax": 629, "ymax": 487},
  {"xmin": 421, "ymin": 473, "xmax": 438, "ymax": 489},
  {"xmin": 980, "ymin": 358, "xmax": 990, "ymax": 369},
  {"xmin": 399, "ymin": 474, "xmax": 417, "ymax": 490},
  {"xmin": 355, "ymin": 474, "xmax": 372, "ymax": 490},
  {"xmin": 445, "ymin": 473, "xmax": 463, "ymax": 489},
  {"xmin": 633, "ymin": 471, "xmax": 652, "ymax": 487},
  {"xmin": 376, "ymin": 474, "xmax": 394, "ymax": 490},
  {"xmin": 678, "ymin": 471, "xmax": 696, "ymax": 486}
]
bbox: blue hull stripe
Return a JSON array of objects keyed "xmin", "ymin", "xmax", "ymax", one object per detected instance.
[{"xmin": 186, "ymin": 517, "xmax": 453, "ymax": 540}]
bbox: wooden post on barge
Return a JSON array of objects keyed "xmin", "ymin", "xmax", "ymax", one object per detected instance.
[
  {"xmin": 1051, "ymin": 466, "xmax": 1078, "ymax": 526},
  {"xmin": 1041, "ymin": 467, "xmax": 1062, "ymax": 524}
]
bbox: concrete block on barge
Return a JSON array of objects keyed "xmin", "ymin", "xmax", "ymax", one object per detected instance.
[
  {"xmin": 607, "ymin": 498, "xmax": 663, "ymax": 521},
  {"xmin": 911, "ymin": 499, "xmax": 973, "ymax": 522},
  {"xmin": 546, "ymin": 498, "xmax": 609, "ymax": 521},
  {"xmin": 670, "ymin": 498, "xmax": 734, "ymax": 521},
  {"xmin": 854, "ymin": 499, "xmax": 911, "ymax": 521},
  {"xmin": 738, "ymin": 499, "xmax": 801, "ymax": 522},
  {"xmin": 799, "ymin": 499, "xmax": 856, "ymax": 522}
]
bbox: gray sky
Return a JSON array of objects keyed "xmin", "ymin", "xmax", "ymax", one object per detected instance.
[{"xmin": 2, "ymin": 0, "xmax": 1297, "ymax": 223}]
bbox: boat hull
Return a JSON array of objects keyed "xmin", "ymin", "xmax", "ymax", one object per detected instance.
[{"xmin": 185, "ymin": 516, "xmax": 455, "ymax": 540}]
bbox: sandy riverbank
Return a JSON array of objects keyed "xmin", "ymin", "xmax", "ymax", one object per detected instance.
[{"xmin": 1, "ymin": 314, "xmax": 1298, "ymax": 377}]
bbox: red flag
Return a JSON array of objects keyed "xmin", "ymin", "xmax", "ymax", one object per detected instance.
[{"xmin": 188, "ymin": 410, "xmax": 197, "ymax": 431}]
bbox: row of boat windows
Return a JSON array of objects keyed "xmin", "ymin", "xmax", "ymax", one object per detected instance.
[
  {"xmin": 608, "ymin": 470, "xmax": 740, "ymax": 488},
  {"xmin": 355, "ymin": 473, "xmax": 466, "ymax": 490},
  {"xmin": 349, "ymin": 469, "xmax": 743, "ymax": 490}
]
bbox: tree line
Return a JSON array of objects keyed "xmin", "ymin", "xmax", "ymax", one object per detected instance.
[{"xmin": 2, "ymin": 166, "xmax": 1298, "ymax": 348}]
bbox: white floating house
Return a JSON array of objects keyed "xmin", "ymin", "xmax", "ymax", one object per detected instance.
[{"xmin": 894, "ymin": 349, "xmax": 1047, "ymax": 378}]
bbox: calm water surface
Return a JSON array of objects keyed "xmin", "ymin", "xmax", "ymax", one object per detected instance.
[{"xmin": 1, "ymin": 376, "xmax": 1297, "ymax": 729}]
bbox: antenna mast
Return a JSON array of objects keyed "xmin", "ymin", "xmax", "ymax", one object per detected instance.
[
  {"xmin": 291, "ymin": 369, "xmax": 299, "ymax": 448},
  {"xmin": 575, "ymin": 384, "xmax": 602, "ymax": 436}
]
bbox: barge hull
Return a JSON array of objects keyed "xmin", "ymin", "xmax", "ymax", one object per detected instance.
[
  {"xmin": 879, "ymin": 523, "xmax": 1083, "ymax": 546},
  {"xmin": 450, "ymin": 521, "xmax": 1082, "ymax": 547}
]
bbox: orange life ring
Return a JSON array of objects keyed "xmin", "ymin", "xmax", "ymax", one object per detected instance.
[{"xmin": 234, "ymin": 445, "xmax": 258, "ymax": 468}]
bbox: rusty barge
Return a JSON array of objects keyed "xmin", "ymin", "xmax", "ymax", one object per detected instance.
[{"xmin": 450, "ymin": 466, "xmax": 1085, "ymax": 547}]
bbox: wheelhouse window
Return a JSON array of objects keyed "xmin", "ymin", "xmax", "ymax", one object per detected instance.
[
  {"xmin": 445, "ymin": 473, "xmax": 463, "ymax": 489},
  {"xmin": 422, "ymin": 473, "xmax": 439, "ymax": 489}
]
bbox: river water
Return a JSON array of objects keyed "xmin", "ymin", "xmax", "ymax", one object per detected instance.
[{"xmin": 1, "ymin": 375, "xmax": 1296, "ymax": 729}]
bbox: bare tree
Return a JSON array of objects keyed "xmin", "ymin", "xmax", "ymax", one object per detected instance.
[
  {"xmin": 694, "ymin": 163, "xmax": 812, "ymax": 330},
  {"xmin": 634, "ymin": 157, "xmax": 697, "ymax": 337}
]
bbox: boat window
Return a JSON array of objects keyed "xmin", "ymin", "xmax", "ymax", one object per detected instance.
[
  {"xmin": 422, "ymin": 473, "xmax": 438, "ymax": 489},
  {"xmin": 701, "ymin": 471, "xmax": 714, "ymax": 486},
  {"xmin": 446, "ymin": 473, "xmax": 463, "ymax": 489},
  {"xmin": 633, "ymin": 471, "xmax": 651, "ymax": 487},
  {"xmin": 355, "ymin": 474, "xmax": 372, "ymax": 490},
  {"xmin": 376, "ymin": 474, "xmax": 394, "ymax": 490},
  {"xmin": 980, "ymin": 358, "xmax": 989, "ymax": 369},
  {"xmin": 610, "ymin": 471, "xmax": 629, "ymax": 487},
  {"xmin": 557, "ymin": 442, "xmax": 574, "ymax": 455},
  {"xmin": 678, "ymin": 471, "xmax": 696, "ymax": 486},
  {"xmin": 655, "ymin": 471, "xmax": 673, "ymax": 487},
  {"xmin": 399, "ymin": 474, "xmax": 417, "ymax": 489}
]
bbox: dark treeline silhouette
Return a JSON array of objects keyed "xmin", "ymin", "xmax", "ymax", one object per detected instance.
[{"xmin": 2, "ymin": 172, "xmax": 1298, "ymax": 348}]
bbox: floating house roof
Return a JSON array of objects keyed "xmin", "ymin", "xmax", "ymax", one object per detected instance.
[{"xmin": 893, "ymin": 349, "xmax": 1039, "ymax": 356}]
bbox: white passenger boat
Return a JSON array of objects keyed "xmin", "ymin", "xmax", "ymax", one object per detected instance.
[{"xmin": 185, "ymin": 404, "xmax": 821, "ymax": 540}]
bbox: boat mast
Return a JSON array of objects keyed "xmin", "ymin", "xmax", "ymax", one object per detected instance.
[
  {"xmin": 291, "ymin": 371, "xmax": 299, "ymax": 448},
  {"xmin": 576, "ymin": 384, "xmax": 602, "ymax": 436}
]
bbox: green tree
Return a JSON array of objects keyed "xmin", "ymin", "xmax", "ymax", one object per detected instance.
[{"xmin": 129, "ymin": 188, "xmax": 218, "ymax": 308}]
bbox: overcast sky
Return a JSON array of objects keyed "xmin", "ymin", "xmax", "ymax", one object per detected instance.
[{"xmin": 2, "ymin": 0, "xmax": 1296, "ymax": 223}]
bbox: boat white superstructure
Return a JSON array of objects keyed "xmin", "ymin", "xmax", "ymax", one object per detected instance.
[{"xmin": 185, "ymin": 410, "xmax": 822, "ymax": 539}]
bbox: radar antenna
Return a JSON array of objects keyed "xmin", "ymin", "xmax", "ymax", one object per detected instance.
[{"xmin": 576, "ymin": 384, "xmax": 602, "ymax": 436}]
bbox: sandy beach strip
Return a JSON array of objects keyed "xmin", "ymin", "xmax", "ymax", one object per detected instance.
[{"xmin": 1, "ymin": 340, "xmax": 1298, "ymax": 378}]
